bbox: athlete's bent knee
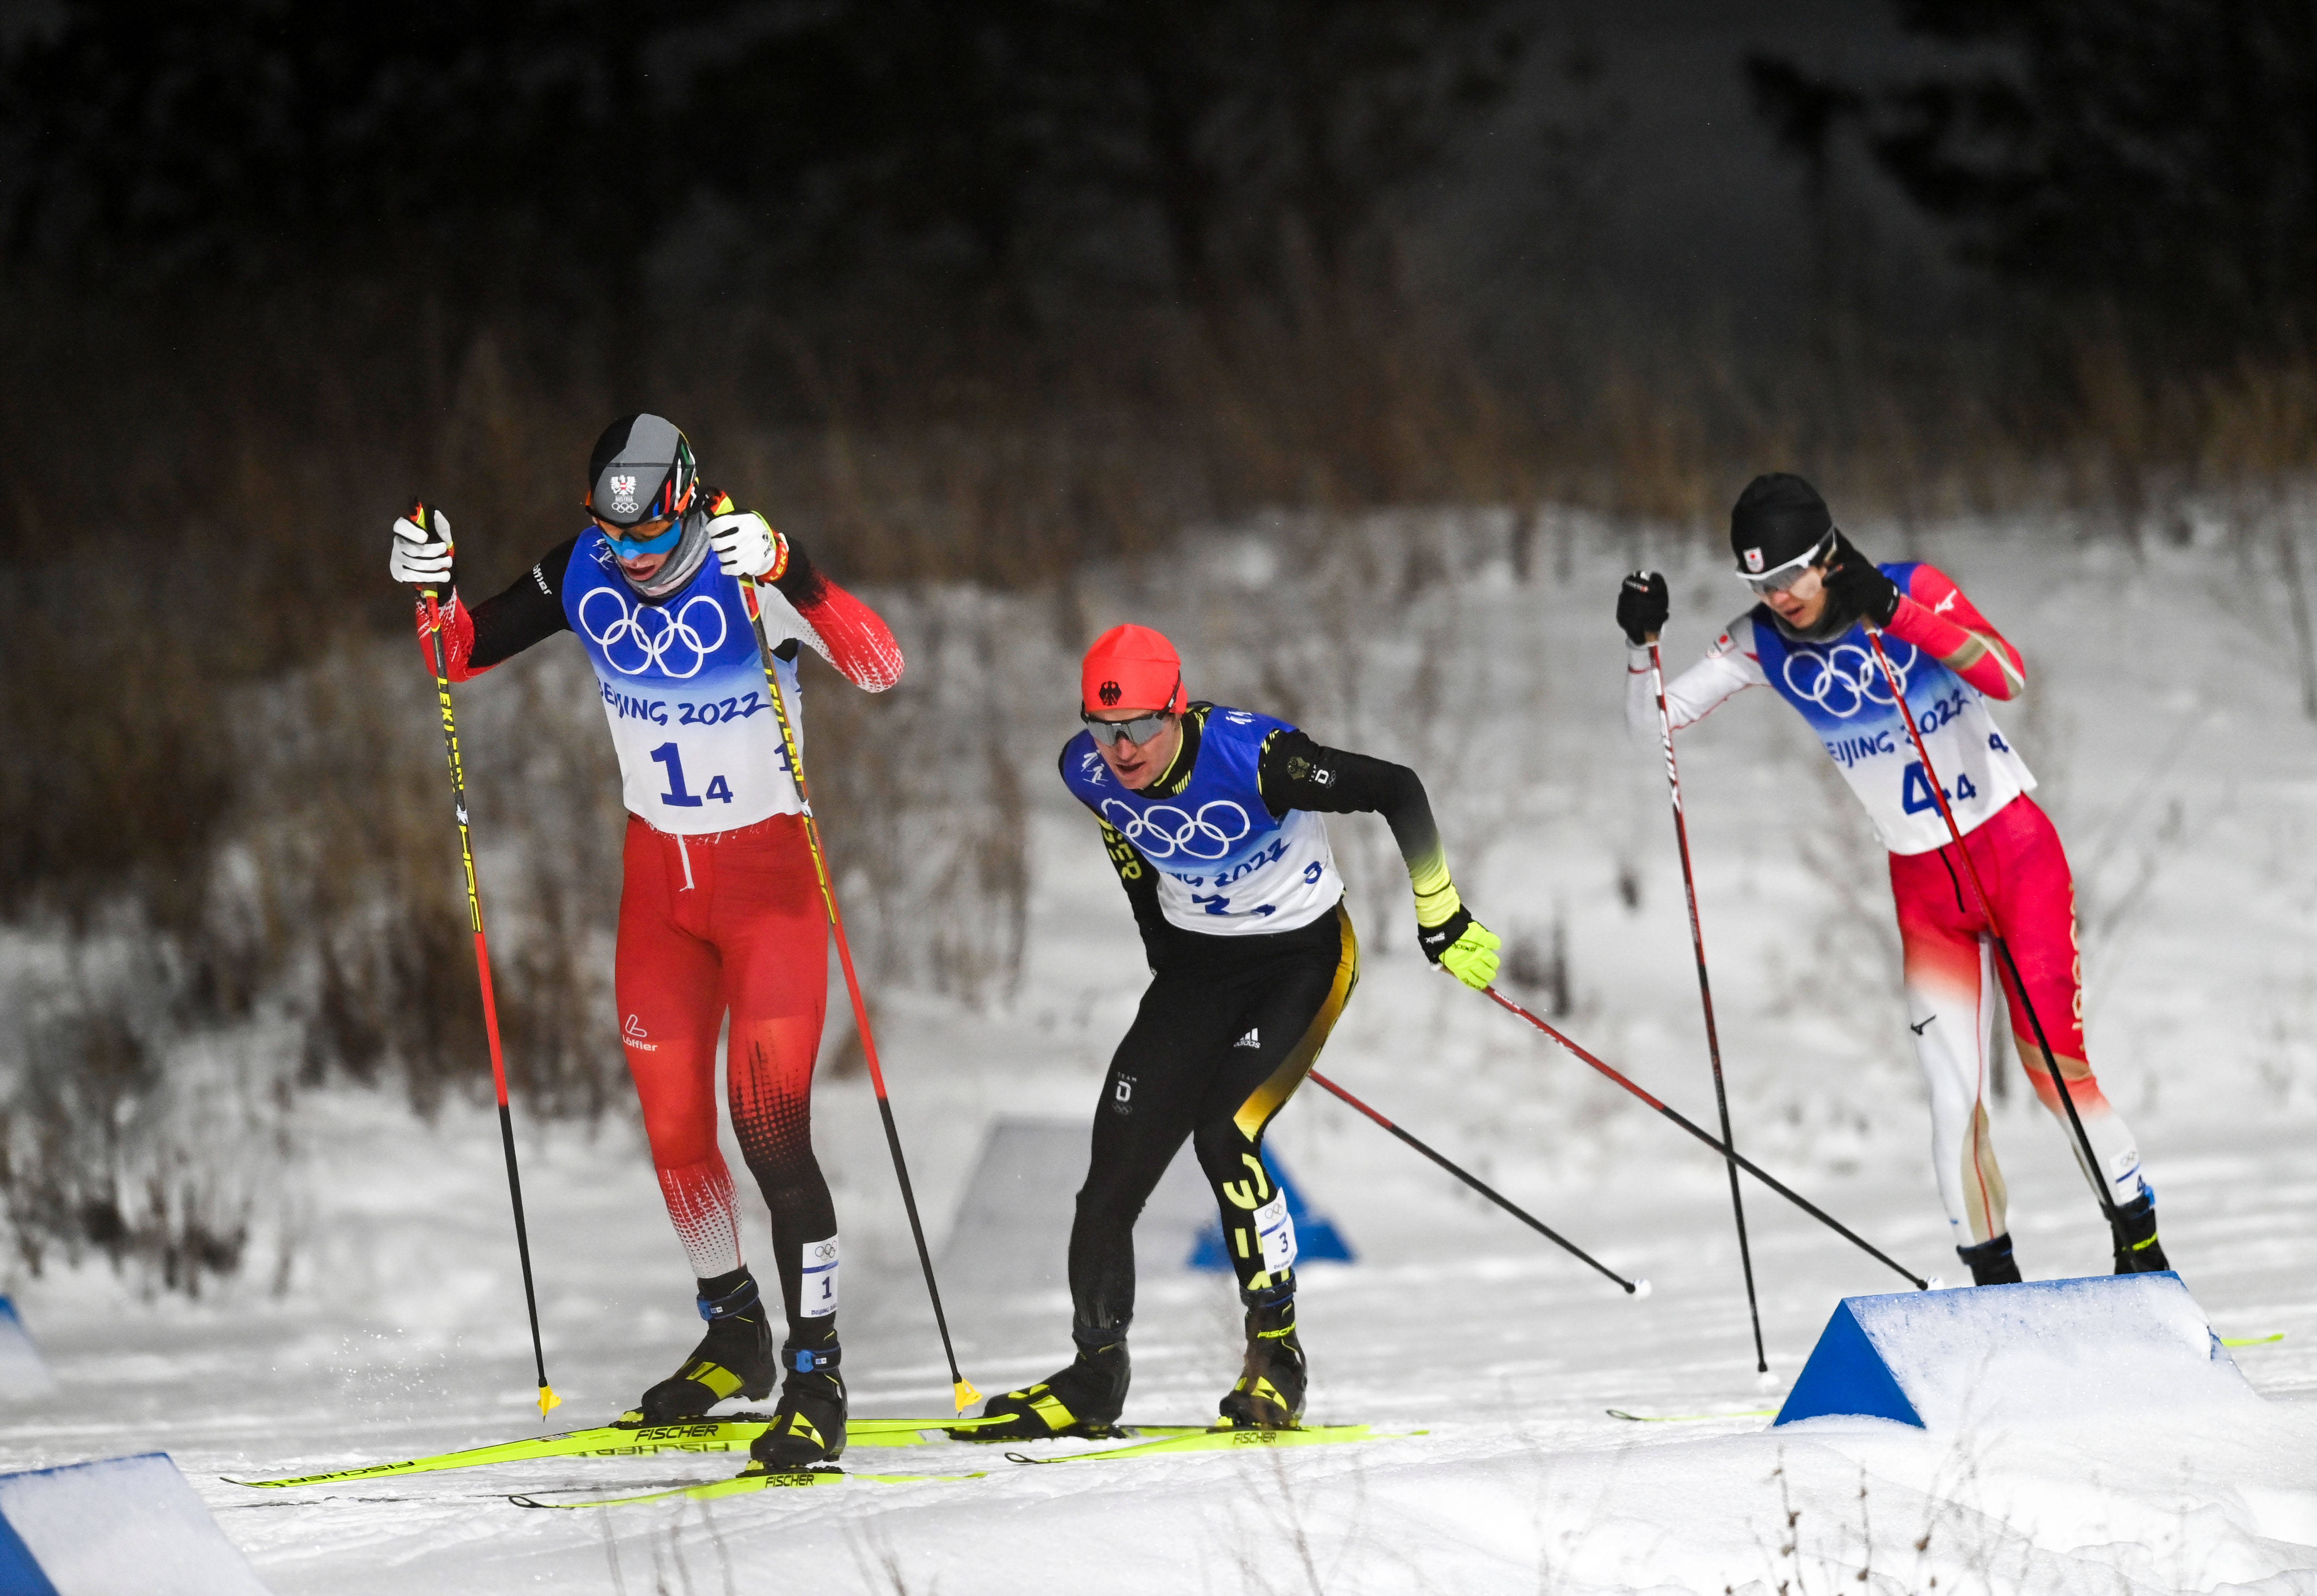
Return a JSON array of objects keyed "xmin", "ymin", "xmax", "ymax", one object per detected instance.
[{"xmin": 1073, "ymin": 1177, "xmax": 1148, "ymax": 1233}]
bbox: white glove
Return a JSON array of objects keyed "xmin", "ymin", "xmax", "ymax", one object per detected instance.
[
  {"xmin": 391, "ymin": 510, "xmax": 455, "ymax": 587},
  {"xmin": 707, "ymin": 509, "xmax": 785, "ymax": 581}
]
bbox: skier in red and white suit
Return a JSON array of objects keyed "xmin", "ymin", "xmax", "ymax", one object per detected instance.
[
  {"xmin": 1616, "ymin": 472, "xmax": 2170, "ymax": 1286},
  {"xmin": 388, "ymin": 414, "xmax": 900, "ymax": 1466}
]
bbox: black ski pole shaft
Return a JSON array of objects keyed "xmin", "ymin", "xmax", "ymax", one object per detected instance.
[
  {"xmin": 739, "ymin": 579, "xmax": 979, "ymax": 1412},
  {"xmin": 1308, "ymin": 1070, "xmax": 1643, "ymax": 1293},
  {"xmin": 1483, "ymin": 986, "xmax": 1928, "ymax": 1288},
  {"xmin": 1647, "ymin": 638, "xmax": 1767, "ymax": 1371},
  {"xmin": 1861, "ymin": 628, "xmax": 2120, "ymax": 1223},
  {"xmin": 409, "ymin": 500, "xmax": 559, "ymax": 1421}
]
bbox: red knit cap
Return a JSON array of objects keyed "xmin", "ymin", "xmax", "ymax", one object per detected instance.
[{"xmin": 1082, "ymin": 624, "xmax": 1188, "ymax": 715}]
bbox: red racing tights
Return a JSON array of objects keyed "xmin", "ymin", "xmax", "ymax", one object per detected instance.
[
  {"xmin": 617, "ymin": 812, "xmax": 837, "ymax": 1333},
  {"xmin": 1888, "ymin": 794, "xmax": 2146, "ymax": 1245}
]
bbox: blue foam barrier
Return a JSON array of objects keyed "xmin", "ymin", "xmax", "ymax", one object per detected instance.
[
  {"xmin": 0, "ymin": 1453, "xmax": 271, "ymax": 1596},
  {"xmin": 1775, "ymin": 1272, "xmax": 2261, "ymax": 1430},
  {"xmin": 1187, "ymin": 1151, "xmax": 1355, "ymax": 1272},
  {"xmin": 0, "ymin": 1299, "xmax": 54, "ymax": 1400},
  {"xmin": 0, "ymin": 1507, "xmax": 56, "ymax": 1596}
]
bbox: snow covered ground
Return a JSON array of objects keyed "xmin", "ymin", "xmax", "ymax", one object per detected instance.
[{"xmin": 4, "ymin": 513, "xmax": 2315, "ymax": 1592}]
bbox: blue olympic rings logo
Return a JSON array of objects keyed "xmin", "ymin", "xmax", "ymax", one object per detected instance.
[
  {"xmin": 578, "ymin": 588, "xmax": 730, "ymax": 680},
  {"xmin": 1101, "ymin": 798, "xmax": 1253, "ymax": 861},
  {"xmin": 1782, "ymin": 639, "xmax": 1917, "ymax": 719}
]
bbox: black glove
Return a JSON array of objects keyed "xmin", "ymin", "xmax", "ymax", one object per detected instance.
[
  {"xmin": 1820, "ymin": 532, "xmax": 1901, "ymax": 628},
  {"xmin": 1616, "ymin": 571, "xmax": 1668, "ymax": 645}
]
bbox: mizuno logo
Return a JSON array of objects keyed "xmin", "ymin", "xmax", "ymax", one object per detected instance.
[{"xmin": 1235, "ymin": 1028, "xmax": 1260, "ymax": 1048}]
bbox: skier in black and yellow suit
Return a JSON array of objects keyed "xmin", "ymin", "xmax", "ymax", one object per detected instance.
[{"xmin": 971, "ymin": 624, "xmax": 1500, "ymax": 1438}]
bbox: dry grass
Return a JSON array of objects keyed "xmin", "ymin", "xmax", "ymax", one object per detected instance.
[{"xmin": 7, "ymin": 274, "xmax": 2317, "ymax": 1290}]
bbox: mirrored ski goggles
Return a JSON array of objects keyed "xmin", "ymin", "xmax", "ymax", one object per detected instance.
[
  {"xmin": 1737, "ymin": 528, "xmax": 1836, "ymax": 594},
  {"xmin": 1081, "ymin": 710, "xmax": 1175, "ymax": 747},
  {"xmin": 594, "ymin": 514, "xmax": 684, "ymax": 555}
]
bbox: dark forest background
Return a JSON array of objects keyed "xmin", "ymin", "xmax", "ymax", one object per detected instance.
[{"xmin": 6, "ymin": 0, "xmax": 2317, "ymax": 1288}]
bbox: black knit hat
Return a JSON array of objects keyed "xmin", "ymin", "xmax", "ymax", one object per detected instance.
[
  {"xmin": 1729, "ymin": 473, "xmax": 1834, "ymax": 576},
  {"xmin": 587, "ymin": 413, "xmax": 698, "ymax": 527}
]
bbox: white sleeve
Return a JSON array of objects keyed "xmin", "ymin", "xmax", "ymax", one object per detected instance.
[
  {"xmin": 1627, "ymin": 614, "xmax": 1765, "ymax": 740},
  {"xmin": 746, "ymin": 578, "xmax": 823, "ymax": 659}
]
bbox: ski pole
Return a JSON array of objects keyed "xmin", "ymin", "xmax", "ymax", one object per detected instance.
[
  {"xmin": 739, "ymin": 578, "xmax": 981, "ymax": 1413},
  {"xmin": 1483, "ymin": 986, "xmax": 1927, "ymax": 1288},
  {"xmin": 1860, "ymin": 628, "xmax": 2119, "ymax": 1223},
  {"xmin": 1307, "ymin": 1070, "xmax": 1645, "ymax": 1295},
  {"xmin": 409, "ymin": 501, "xmax": 560, "ymax": 1423},
  {"xmin": 1646, "ymin": 636, "xmax": 1767, "ymax": 1372}
]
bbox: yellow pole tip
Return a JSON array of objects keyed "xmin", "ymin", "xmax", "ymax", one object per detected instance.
[
  {"xmin": 953, "ymin": 1380, "xmax": 981, "ymax": 1414},
  {"xmin": 538, "ymin": 1383, "xmax": 563, "ymax": 1418}
]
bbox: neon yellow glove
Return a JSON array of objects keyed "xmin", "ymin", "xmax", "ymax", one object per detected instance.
[
  {"xmin": 1419, "ymin": 908, "xmax": 1500, "ymax": 990},
  {"xmin": 1440, "ymin": 920, "xmax": 1501, "ymax": 990}
]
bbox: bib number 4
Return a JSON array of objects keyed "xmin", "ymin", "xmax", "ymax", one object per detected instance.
[
  {"xmin": 650, "ymin": 742, "xmax": 734, "ymax": 809},
  {"xmin": 1901, "ymin": 760, "xmax": 1976, "ymax": 817}
]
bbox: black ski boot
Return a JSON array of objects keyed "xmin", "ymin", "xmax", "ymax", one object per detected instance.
[
  {"xmin": 1217, "ymin": 1288, "xmax": 1305, "ymax": 1430},
  {"xmin": 749, "ymin": 1338, "xmax": 847, "ymax": 1469},
  {"xmin": 2110, "ymin": 1189, "xmax": 2171, "ymax": 1274},
  {"xmin": 627, "ymin": 1268, "xmax": 776, "ymax": 1425},
  {"xmin": 964, "ymin": 1329, "xmax": 1129, "ymax": 1441},
  {"xmin": 1956, "ymin": 1232, "xmax": 2023, "ymax": 1286}
]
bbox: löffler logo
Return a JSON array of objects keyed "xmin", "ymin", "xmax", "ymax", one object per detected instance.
[{"xmin": 622, "ymin": 1013, "xmax": 658, "ymax": 1052}]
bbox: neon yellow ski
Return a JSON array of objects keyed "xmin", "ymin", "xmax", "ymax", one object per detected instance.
[
  {"xmin": 1006, "ymin": 1424, "xmax": 1417, "ymax": 1464},
  {"xmin": 232, "ymin": 1415, "xmax": 1037, "ymax": 1488}
]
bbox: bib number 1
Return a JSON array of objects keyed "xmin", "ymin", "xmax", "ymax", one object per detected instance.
[{"xmin": 651, "ymin": 743, "xmax": 734, "ymax": 809}]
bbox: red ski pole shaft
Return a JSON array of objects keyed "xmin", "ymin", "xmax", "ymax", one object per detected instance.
[
  {"xmin": 1308, "ymin": 1070, "xmax": 1640, "ymax": 1292},
  {"xmin": 1483, "ymin": 986, "xmax": 1927, "ymax": 1288},
  {"xmin": 409, "ymin": 501, "xmax": 559, "ymax": 1421},
  {"xmin": 741, "ymin": 580, "xmax": 979, "ymax": 1412},
  {"xmin": 1648, "ymin": 638, "xmax": 1766, "ymax": 1370},
  {"xmin": 1860, "ymin": 628, "xmax": 2118, "ymax": 1222}
]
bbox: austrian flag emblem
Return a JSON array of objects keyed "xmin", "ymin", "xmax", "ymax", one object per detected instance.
[{"xmin": 609, "ymin": 474, "xmax": 639, "ymax": 516}]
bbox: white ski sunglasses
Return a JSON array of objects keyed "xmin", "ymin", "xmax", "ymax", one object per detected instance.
[
  {"xmin": 1082, "ymin": 709, "xmax": 1175, "ymax": 748},
  {"xmin": 1737, "ymin": 528, "xmax": 1836, "ymax": 594}
]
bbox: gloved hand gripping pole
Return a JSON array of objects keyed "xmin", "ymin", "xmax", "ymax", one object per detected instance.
[
  {"xmin": 740, "ymin": 578, "xmax": 980, "ymax": 1414},
  {"xmin": 409, "ymin": 501, "xmax": 560, "ymax": 1423}
]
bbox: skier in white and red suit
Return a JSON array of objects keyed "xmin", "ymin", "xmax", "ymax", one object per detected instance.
[
  {"xmin": 1615, "ymin": 473, "xmax": 2170, "ymax": 1287},
  {"xmin": 387, "ymin": 414, "xmax": 902, "ymax": 1468}
]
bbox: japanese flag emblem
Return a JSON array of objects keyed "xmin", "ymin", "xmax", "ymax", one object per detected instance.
[{"xmin": 1743, "ymin": 547, "xmax": 1764, "ymax": 573}]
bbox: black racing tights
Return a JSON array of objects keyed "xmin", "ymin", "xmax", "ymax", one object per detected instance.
[{"xmin": 1068, "ymin": 904, "xmax": 1359, "ymax": 1343}]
